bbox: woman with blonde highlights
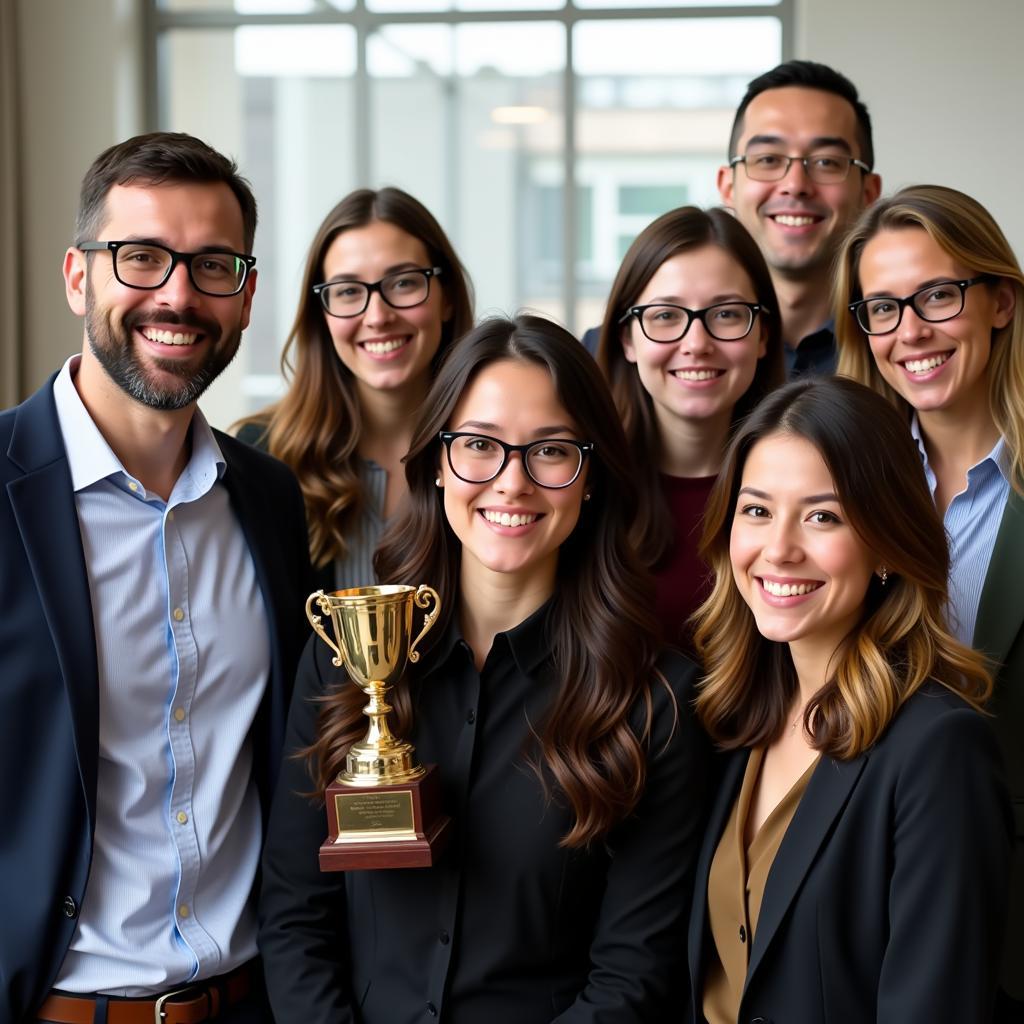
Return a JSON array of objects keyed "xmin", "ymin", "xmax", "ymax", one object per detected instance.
[
  {"xmin": 686, "ymin": 377, "xmax": 1010, "ymax": 1024},
  {"xmin": 835, "ymin": 185, "xmax": 1024, "ymax": 1010},
  {"xmin": 597, "ymin": 206, "xmax": 784, "ymax": 649},
  {"xmin": 237, "ymin": 187, "xmax": 473, "ymax": 589},
  {"xmin": 261, "ymin": 316, "xmax": 711, "ymax": 1023}
]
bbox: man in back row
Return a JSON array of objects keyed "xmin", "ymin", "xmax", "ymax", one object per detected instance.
[{"xmin": 0, "ymin": 132, "xmax": 312, "ymax": 1023}]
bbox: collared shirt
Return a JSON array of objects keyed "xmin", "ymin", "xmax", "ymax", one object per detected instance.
[
  {"xmin": 784, "ymin": 319, "xmax": 836, "ymax": 378},
  {"xmin": 912, "ymin": 416, "xmax": 1011, "ymax": 646},
  {"xmin": 51, "ymin": 356, "xmax": 271, "ymax": 995},
  {"xmin": 260, "ymin": 600, "xmax": 711, "ymax": 1024},
  {"xmin": 332, "ymin": 458, "xmax": 387, "ymax": 589}
]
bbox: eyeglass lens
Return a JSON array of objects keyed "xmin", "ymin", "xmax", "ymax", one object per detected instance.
[
  {"xmin": 449, "ymin": 435, "xmax": 583, "ymax": 487},
  {"xmin": 639, "ymin": 303, "xmax": 754, "ymax": 343},
  {"xmin": 856, "ymin": 283, "xmax": 966, "ymax": 334},
  {"xmin": 742, "ymin": 150, "xmax": 855, "ymax": 184},
  {"xmin": 113, "ymin": 243, "xmax": 247, "ymax": 295},
  {"xmin": 320, "ymin": 270, "xmax": 431, "ymax": 316}
]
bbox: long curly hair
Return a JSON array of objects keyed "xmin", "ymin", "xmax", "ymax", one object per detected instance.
[
  {"xmin": 307, "ymin": 315, "xmax": 671, "ymax": 848},
  {"xmin": 235, "ymin": 188, "xmax": 474, "ymax": 568}
]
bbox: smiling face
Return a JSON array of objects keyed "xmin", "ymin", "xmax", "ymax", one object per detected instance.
[
  {"xmin": 64, "ymin": 182, "xmax": 255, "ymax": 411},
  {"xmin": 441, "ymin": 359, "xmax": 588, "ymax": 598},
  {"xmin": 730, "ymin": 433, "xmax": 878, "ymax": 672},
  {"xmin": 320, "ymin": 219, "xmax": 450, "ymax": 398},
  {"xmin": 719, "ymin": 86, "xmax": 880, "ymax": 280},
  {"xmin": 622, "ymin": 244, "xmax": 767, "ymax": 436},
  {"xmin": 856, "ymin": 227, "xmax": 1014, "ymax": 421}
]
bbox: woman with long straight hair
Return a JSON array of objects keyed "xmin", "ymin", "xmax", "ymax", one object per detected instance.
[
  {"xmin": 835, "ymin": 184, "xmax": 1024, "ymax": 1012},
  {"xmin": 597, "ymin": 206, "xmax": 784, "ymax": 649},
  {"xmin": 237, "ymin": 187, "xmax": 474, "ymax": 589},
  {"xmin": 260, "ymin": 315, "xmax": 710, "ymax": 1024},
  {"xmin": 685, "ymin": 376, "xmax": 1010, "ymax": 1023}
]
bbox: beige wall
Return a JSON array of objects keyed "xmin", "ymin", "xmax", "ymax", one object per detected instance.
[{"xmin": 8, "ymin": 0, "xmax": 1024, "ymax": 402}]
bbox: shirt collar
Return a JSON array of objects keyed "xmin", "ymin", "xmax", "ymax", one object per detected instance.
[
  {"xmin": 52, "ymin": 353, "xmax": 226, "ymax": 497},
  {"xmin": 910, "ymin": 413, "xmax": 1011, "ymax": 484}
]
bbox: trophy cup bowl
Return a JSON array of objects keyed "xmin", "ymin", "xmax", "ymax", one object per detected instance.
[{"xmin": 306, "ymin": 584, "xmax": 452, "ymax": 870}]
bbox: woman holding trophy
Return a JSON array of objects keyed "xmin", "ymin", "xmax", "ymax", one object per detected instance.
[
  {"xmin": 259, "ymin": 315, "xmax": 711, "ymax": 1023},
  {"xmin": 236, "ymin": 187, "xmax": 474, "ymax": 590}
]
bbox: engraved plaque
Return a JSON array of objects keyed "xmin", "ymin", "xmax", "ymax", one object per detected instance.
[{"xmin": 335, "ymin": 790, "xmax": 415, "ymax": 834}]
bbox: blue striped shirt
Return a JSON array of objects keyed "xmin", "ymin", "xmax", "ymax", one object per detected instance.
[
  {"xmin": 51, "ymin": 357, "xmax": 270, "ymax": 995},
  {"xmin": 912, "ymin": 417, "xmax": 1011, "ymax": 647}
]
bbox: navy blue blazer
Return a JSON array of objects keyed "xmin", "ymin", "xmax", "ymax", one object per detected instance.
[
  {"xmin": 0, "ymin": 376, "xmax": 313, "ymax": 1024},
  {"xmin": 685, "ymin": 684, "xmax": 1012, "ymax": 1024}
]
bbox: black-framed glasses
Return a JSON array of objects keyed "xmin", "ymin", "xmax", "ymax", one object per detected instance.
[
  {"xmin": 78, "ymin": 241, "xmax": 256, "ymax": 296},
  {"xmin": 619, "ymin": 301, "xmax": 764, "ymax": 344},
  {"xmin": 312, "ymin": 267, "xmax": 443, "ymax": 318},
  {"xmin": 848, "ymin": 277, "xmax": 992, "ymax": 335},
  {"xmin": 439, "ymin": 431, "xmax": 593, "ymax": 489},
  {"xmin": 729, "ymin": 151, "xmax": 871, "ymax": 184}
]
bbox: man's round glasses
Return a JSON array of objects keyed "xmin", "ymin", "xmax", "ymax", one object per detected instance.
[
  {"xmin": 620, "ymin": 302, "xmax": 764, "ymax": 344},
  {"xmin": 729, "ymin": 151, "xmax": 871, "ymax": 185},
  {"xmin": 78, "ymin": 241, "xmax": 256, "ymax": 297},
  {"xmin": 848, "ymin": 277, "xmax": 992, "ymax": 335},
  {"xmin": 439, "ymin": 432, "xmax": 593, "ymax": 489},
  {"xmin": 313, "ymin": 267, "xmax": 443, "ymax": 318}
]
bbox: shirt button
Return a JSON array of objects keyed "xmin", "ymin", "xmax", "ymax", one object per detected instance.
[
  {"xmin": 466, "ymin": 709, "xmax": 476, "ymax": 724},
  {"xmin": 179, "ymin": 904, "xmax": 190, "ymax": 918},
  {"xmin": 438, "ymin": 929, "xmax": 450, "ymax": 945},
  {"xmin": 172, "ymin": 607, "xmax": 185, "ymax": 622},
  {"xmin": 62, "ymin": 896, "xmax": 78, "ymax": 918},
  {"xmin": 739, "ymin": 925, "xmax": 747, "ymax": 943},
  {"xmin": 167, "ymin": 510, "xmax": 175, "ymax": 522},
  {"xmin": 173, "ymin": 707, "xmax": 186, "ymax": 723},
  {"xmin": 176, "ymin": 811, "xmax": 188, "ymax": 825},
  {"xmin": 426, "ymin": 1004, "xmax": 437, "ymax": 1018},
  {"xmin": 128, "ymin": 481, "xmax": 139, "ymax": 492}
]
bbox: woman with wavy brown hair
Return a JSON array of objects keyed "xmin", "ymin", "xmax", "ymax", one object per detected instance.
[
  {"xmin": 260, "ymin": 315, "xmax": 711, "ymax": 1024},
  {"xmin": 596, "ymin": 206, "xmax": 784, "ymax": 649},
  {"xmin": 685, "ymin": 376, "xmax": 1010, "ymax": 1024},
  {"xmin": 237, "ymin": 187, "xmax": 473, "ymax": 589}
]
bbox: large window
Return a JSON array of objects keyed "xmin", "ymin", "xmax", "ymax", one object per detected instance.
[{"xmin": 151, "ymin": 0, "xmax": 787, "ymax": 427}]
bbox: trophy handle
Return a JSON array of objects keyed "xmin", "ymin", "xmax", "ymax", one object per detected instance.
[
  {"xmin": 305, "ymin": 590, "xmax": 346, "ymax": 668},
  {"xmin": 408, "ymin": 585, "xmax": 441, "ymax": 664}
]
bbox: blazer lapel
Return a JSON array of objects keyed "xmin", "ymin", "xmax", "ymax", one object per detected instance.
[
  {"xmin": 744, "ymin": 752, "xmax": 867, "ymax": 987},
  {"xmin": 973, "ymin": 490, "xmax": 1024, "ymax": 669},
  {"xmin": 6, "ymin": 380, "xmax": 99, "ymax": 826}
]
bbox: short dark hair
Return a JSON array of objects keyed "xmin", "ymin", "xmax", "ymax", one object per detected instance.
[
  {"xmin": 728, "ymin": 60, "xmax": 874, "ymax": 170},
  {"xmin": 75, "ymin": 131, "xmax": 258, "ymax": 252}
]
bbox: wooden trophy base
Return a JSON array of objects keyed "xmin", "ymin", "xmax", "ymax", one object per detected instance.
[{"xmin": 319, "ymin": 763, "xmax": 452, "ymax": 871}]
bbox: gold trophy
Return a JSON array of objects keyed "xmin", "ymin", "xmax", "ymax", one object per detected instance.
[{"xmin": 305, "ymin": 584, "xmax": 452, "ymax": 871}]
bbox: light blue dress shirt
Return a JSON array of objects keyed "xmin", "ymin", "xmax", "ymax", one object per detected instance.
[
  {"xmin": 51, "ymin": 357, "xmax": 271, "ymax": 995},
  {"xmin": 912, "ymin": 416, "xmax": 1011, "ymax": 647}
]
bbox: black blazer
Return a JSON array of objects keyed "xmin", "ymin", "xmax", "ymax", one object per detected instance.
[
  {"xmin": 686, "ymin": 684, "xmax": 1012, "ymax": 1024},
  {"xmin": 0, "ymin": 376, "xmax": 313, "ymax": 1024}
]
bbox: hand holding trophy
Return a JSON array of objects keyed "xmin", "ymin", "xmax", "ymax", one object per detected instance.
[{"xmin": 305, "ymin": 584, "xmax": 452, "ymax": 870}]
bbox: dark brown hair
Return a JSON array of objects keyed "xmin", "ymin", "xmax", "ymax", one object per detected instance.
[
  {"xmin": 596, "ymin": 205, "xmax": 785, "ymax": 565},
  {"xmin": 692, "ymin": 377, "xmax": 991, "ymax": 758},
  {"xmin": 308, "ymin": 314, "xmax": 668, "ymax": 847},
  {"xmin": 235, "ymin": 187, "xmax": 474, "ymax": 569},
  {"xmin": 75, "ymin": 131, "xmax": 257, "ymax": 252}
]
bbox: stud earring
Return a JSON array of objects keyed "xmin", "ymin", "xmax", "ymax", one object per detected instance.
[
  {"xmin": 583, "ymin": 492, "xmax": 592, "ymax": 502},
  {"xmin": 435, "ymin": 477, "xmax": 442, "ymax": 487}
]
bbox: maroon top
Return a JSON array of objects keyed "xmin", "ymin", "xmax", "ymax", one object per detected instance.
[{"xmin": 654, "ymin": 473, "xmax": 717, "ymax": 653}]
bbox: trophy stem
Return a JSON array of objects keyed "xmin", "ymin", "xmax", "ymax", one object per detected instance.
[{"xmin": 338, "ymin": 680, "xmax": 426, "ymax": 786}]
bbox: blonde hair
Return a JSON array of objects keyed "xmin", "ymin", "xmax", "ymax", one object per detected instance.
[
  {"xmin": 692, "ymin": 378, "xmax": 992, "ymax": 758},
  {"xmin": 834, "ymin": 184, "xmax": 1024, "ymax": 494}
]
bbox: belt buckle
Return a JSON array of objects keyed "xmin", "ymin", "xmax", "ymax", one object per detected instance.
[{"xmin": 154, "ymin": 986, "xmax": 198, "ymax": 1024}]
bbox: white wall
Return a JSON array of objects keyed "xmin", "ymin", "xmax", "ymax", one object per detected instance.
[{"xmin": 796, "ymin": 0, "xmax": 1024, "ymax": 255}]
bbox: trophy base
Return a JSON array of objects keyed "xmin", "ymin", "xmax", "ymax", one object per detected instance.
[{"xmin": 319, "ymin": 763, "xmax": 452, "ymax": 871}]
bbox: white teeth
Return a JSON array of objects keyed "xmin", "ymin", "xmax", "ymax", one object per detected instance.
[
  {"xmin": 674, "ymin": 369, "xmax": 722, "ymax": 381},
  {"xmin": 142, "ymin": 327, "xmax": 198, "ymax": 346},
  {"xmin": 903, "ymin": 354, "xmax": 949, "ymax": 374},
  {"xmin": 773, "ymin": 214, "xmax": 817, "ymax": 227},
  {"xmin": 363, "ymin": 338, "xmax": 407, "ymax": 354},
  {"xmin": 762, "ymin": 579, "xmax": 820, "ymax": 597},
  {"xmin": 482, "ymin": 510, "xmax": 538, "ymax": 527}
]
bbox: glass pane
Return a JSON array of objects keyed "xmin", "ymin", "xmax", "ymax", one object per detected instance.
[
  {"xmin": 368, "ymin": 0, "xmax": 562, "ymax": 11},
  {"xmin": 163, "ymin": 26, "xmax": 357, "ymax": 428},
  {"xmin": 158, "ymin": 0, "xmax": 357, "ymax": 10},
  {"xmin": 577, "ymin": 0, "xmax": 777, "ymax": 7},
  {"xmin": 572, "ymin": 17, "xmax": 781, "ymax": 333},
  {"xmin": 369, "ymin": 21, "xmax": 566, "ymax": 325}
]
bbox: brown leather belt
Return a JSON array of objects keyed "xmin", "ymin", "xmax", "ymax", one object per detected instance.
[{"xmin": 37, "ymin": 962, "xmax": 254, "ymax": 1024}]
